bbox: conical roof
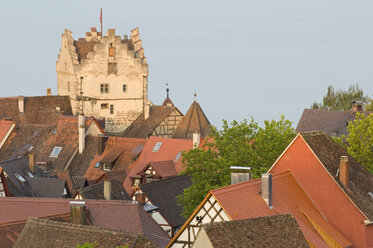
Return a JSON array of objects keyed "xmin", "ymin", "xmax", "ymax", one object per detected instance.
[{"xmin": 172, "ymin": 100, "xmax": 210, "ymax": 139}]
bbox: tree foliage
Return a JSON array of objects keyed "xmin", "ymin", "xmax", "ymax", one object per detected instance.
[
  {"xmin": 177, "ymin": 116, "xmax": 296, "ymax": 218},
  {"xmin": 335, "ymin": 113, "xmax": 373, "ymax": 174},
  {"xmin": 311, "ymin": 84, "xmax": 369, "ymax": 111}
]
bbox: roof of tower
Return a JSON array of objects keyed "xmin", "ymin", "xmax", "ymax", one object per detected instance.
[{"xmin": 172, "ymin": 97, "xmax": 211, "ymax": 139}]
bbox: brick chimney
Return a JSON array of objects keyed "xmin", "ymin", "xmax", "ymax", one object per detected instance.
[
  {"xmin": 193, "ymin": 132, "xmax": 201, "ymax": 148},
  {"xmin": 104, "ymin": 180, "xmax": 111, "ymax": 200},
  {"xmin": 352, "ymin": 101, "xmax": 363, "ymax": 112},
  {"xmin": 339, "ymin": 156, "xmax": 349, "ymax": 188},
  {"xmin": 70, "ymin": 201, "xmax": 86, "ymax": 225},
  {"xmin": 78, "ymin": 114, "xmax": 85, "ymax": 154},
  {"xmin": 18, "ymin": 96, "xmax": 24, "ymax": 113},
  {"xmin": 28, "ymin": 154, "xmax": 35, "ymax": 174},
  {"xmin": 262, "ymin": 173, "xmax": 272, "ymax": 208},
  {"xmin": 144, "ymin": 105, "xmax": 150, "ymax": 120},
  {"xmin": 135, "ymin": 192, "xmax": 146, "ymax": 205},
  {"xmin": 230, "ymin": 166, "xmax": 251, "ymax": 185}
]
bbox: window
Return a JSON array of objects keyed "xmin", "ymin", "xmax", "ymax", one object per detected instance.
[
  {"xmin": 50, "ymin": 147, "xmax": 62, "ymax": 158},
  {"xmin": 101, "ymin": 103, "xmax": 109, "ymax": 109},
  {"xmin": 133, "ymin": 178, "xmax": 140, "ymax": 187},
  {"xmin": 100, "ymin": 84, "xmax": 109, "ymax": 93},
  {"xmin": 103, "ymin": 163, "xmax": 111, "ymax": 172},
  {"xmin": 108, "ymin": 63, "xmax": 117, "ymax": 74},
  {"xmin": 175, "ymin": 153, "xmax": 181, "ymax": 161},
  {"xmin": 94, "ymin": 162, "xmax": 100, "ymax": 168},
  {"xmin": 123, "ymin": 84, "xmax": 127, "ymax": 92},
  {"xmin": 109, "ymin": 47, "xmax": 115, "ymax": 57},
  {"xmin": 67, "ymin": 81, "xmax": 70, "ymax": 92},
  {"xmin": 110, "ymin": 105, "xmax": 114, "ymax": 114},
  {"xmin": 14, "ymin": 172, "xmax": 26, "ymax": 183},
  {"xmin": 152, "ymin": 142, "xmax": 162, "ymax": 152}
]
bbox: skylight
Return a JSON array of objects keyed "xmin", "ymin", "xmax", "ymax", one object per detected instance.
[
  {"xmin": 175, "ymin": 153, "xmax": 181, "ymax": 161},
  {"xmin": 152, "ymin": 142, "xmax": 162, "ymax": 152},
  {"xmin": 50, "ymin": 147, "xmax": 62, "ymax": 158},
  {"xmin": 368, "ymin": 192, "xmax": 373, "ymax": 200},
  {"xmin": 26, "ymin": 171, "xmax": 34, "ymax": 178},
  {"xmin": 14, "ymin": 172, "xmax": 26, "ymax": 183},
  {"xmin": 94, "ymin": 162, "xmax": 100, "ymax": 168}
]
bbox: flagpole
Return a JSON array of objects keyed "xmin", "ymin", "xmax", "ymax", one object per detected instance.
[{"xmin": 100, "ymin": 8, "xmax": 103, "ymax": 38}]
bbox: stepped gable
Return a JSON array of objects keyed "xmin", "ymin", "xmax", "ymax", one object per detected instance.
[
  {"xmin": 122, "ymin": 105, "xmax": 181, "ymax": 138},
  {"xmin": 14, "ymin": 217, "xmax": 156, "ymax": 248},
  {"xmin": 76, "ymin": 178, "xmax": 131, "ymax": 201},
  {"xmin": 172, "ymin": 97, "xmax": 210, "ymax": 139},
  {"xmin": 139, "ymin": 175, "xmax": 192, "ymax": 228},
  {"xmin": 300, "ymin": 131, "xmax": 373, "ymax": 220},
  {"xmin": 201, "ymin": 215, "xmax": 309, "ymax": 248},
  {"xmin": 0, "ymin": 213, "xmax": 70, "ymax": 248},
  {"xmin": 0, "ymin": 96, "xmax": 72, "ymax": 126}
]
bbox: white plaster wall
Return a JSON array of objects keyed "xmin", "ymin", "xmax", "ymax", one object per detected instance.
[{"xmin": 192, "ymin": 228, "xmax": 213, "ymax": 248}]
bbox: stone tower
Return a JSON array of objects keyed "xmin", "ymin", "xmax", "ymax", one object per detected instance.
[{"xmin": 56, "ymin": 27, "xmax": 149, "ymax": 132}]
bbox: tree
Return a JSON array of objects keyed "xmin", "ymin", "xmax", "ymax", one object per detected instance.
[
  {"xmin": 336, "ymin": 113, "xmax": 373, "ymax": 174},
  {"xmin": 311, "ymin": 84, "xmax": 369, "ymax": 111},
  {"xmin": 177, "ymin": 116, "xmax": 295, "ymax": 218}
]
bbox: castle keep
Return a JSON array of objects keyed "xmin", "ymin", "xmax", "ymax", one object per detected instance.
[{"xmin": 56, "ymin": 27, "xmax": 149, "ymax": 132}]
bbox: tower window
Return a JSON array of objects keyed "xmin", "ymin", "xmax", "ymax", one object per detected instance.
[
  {"xmin": 110, "ymin": 104, "xmax": 114, "ymax": 114},
  {"xmin": 123, "ymin": 84, "xmax": 127, "ymax": 92},
  {"xmin": 67, "ymin": 81, "xmax": 70, "ymax": 92},
  {"xmin": 109, "ymin": 47, "xmax": 115, "ymax": 57},
  {"xmin": 101, "ymin": 103, "xmax": 108, "ymax": 109},
  {"xmin": 100, "ymin": 84, "xmax": 109, "ymax": 93},
  {"xmin": 108, "ymin": 63, "xmax": 117, "ymax": 74}
]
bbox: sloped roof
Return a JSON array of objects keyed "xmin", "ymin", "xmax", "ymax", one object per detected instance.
[
  {"xmin": 27, "ymin": 178, "xmax": 66, "ymax": 198},
  {"xmin": 0, "ymin": 96, "xmax": 72, "ymax": 126},
  {"xmin": 144, "ymin": 160, "xmax": 179, "ymax": 178},
  {"xmin": 14, "ymin": 217, "xmax": 156, "ymax": 248},
  {"xmin": 296, "ymin": 109, "xmax": 373, "ymax": 137},
  {"xmin": 123, "ymin": 136, "xmax": 194, "ymax": 196},
  {"xmin": 210, "ymin": 171, "xmax": 352, "ymax": 247},
  {"xmin": 162, "ymin": 97, "xmax": 174, "ymax": 107},
  {"xmin": 0, "ymin": 198, "xmax": 170, "ymax": 247},
  {"xmin": 77, "ymin": 178, "xmax": 131, "ymax": 201},
  {"xmin": 140, "ymin": 175, "xmax": 192, "ymax": 227},
  {"xmin": 74, "ymin": 40, "xmax": 100, "ymax": 61},
  {"xmin": 0, "ymin": 213, "xmax": 70, "ymax": 248},
  {"xmin": 300, "ymin": 131, "xmax": 373, "ymax": 220},
  {"xmin": 202, "ymin": 214, "xmax": 309, "ymax": 248},
  {"xmin": 172, "ymin": 101, "xmax": 210, "ymax": 139},
  {"xmin": 56, "ymin": 170, "xmax": 75, "ymax": 195},
  {"xmin": 0, "ymin": 120, "xmax": 15, "ymax": 145},
  {"xmin": 95, "ymin": 170, "xmax": 127, "ymax": 185},
  {"xmin": 122, "ymin": 105, "xmax": 182, "ymax": 138},
  {"xmin": 84, "ymin": 137, "xmax": 146, "ymax": 183}
]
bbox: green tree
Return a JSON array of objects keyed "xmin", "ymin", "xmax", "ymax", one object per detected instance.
[
  {"xmin": 177, "ymin": 116, "xmax": 295, "ymax": 218},
  {"xmin": 365, "ymin": 98, "xmax": 373, "ymax": 111},
  {"xmin": 336, "ymin": 113, "xmax": 373, "ymax": 174},
  {"xmin": 311, "ymin": 84, "xmax": 369, "ymax": 111}
]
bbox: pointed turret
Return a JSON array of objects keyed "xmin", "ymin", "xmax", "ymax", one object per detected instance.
[{"xmin": 172, "ymin": 93, "xmax": 211, "ymax": 139}]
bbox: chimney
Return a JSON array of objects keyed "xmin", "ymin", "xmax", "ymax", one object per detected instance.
[
  {"xmin": 18, "ymin": 96, "xmax": 24, "ymax": 113},
  {"xmin": 135, "ymin": 192, "xmax": 146, "ymax": 205},
  {"xmin": 339, "ymin": 156, "xmax": 349, "ymax": 188},
  {"xmin": 193, "ymin": 132, "xmax": 201, "ymax": 148},
  {"xmin": 70, "ymin": 201, "xmax": 86, "ymax": 225},
  {"xmin": 98, "ymin": 134, "xmax": 107, "ymax": 156},
  {"xmin": 47, "ymin": 88, "xmax": 51, "ymax": 96},
  {"xmin": 230, "ymin": 166, "xmax": 251, "ymax": 185},
  {"xmin": 352, "ymin": 101, "xmax": 363, "ymax": 112},
  {"xmin": 78, "ymin": 114, "xmax": 85, "ymax": 154},
  {"xmin": 28, "ymin": 154, "xmax": 35, "ymax": 174},
  {"xmin": 261, "ymin": 173, "xmax": 272, "ymax": 208},
  {"xmin": 104, "ymin": 180, "xmax": 111, "ymax": 200},
  {"xmin": 144, "ymin": 105, "xmax": 150, "ymax": 120}
]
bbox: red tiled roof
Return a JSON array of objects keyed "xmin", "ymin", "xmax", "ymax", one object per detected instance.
[
  {"xmin": 0, "ymin": 120, "xmax": 15, "ymax": 146},
  {"xmin": 143, "ymin": 160, "xmax": 178, "ymax": 178},
  {"xmin": 0, "ymin": 198, "xmax": 170, "ymax": 247},
  {"xmin": 211, "ymin": 171, "xmax": 352, "ymax": 248},
  {"xmin": 84, "ymin": 137, "xmax": 146, "ymax": 183},
  {"xmin": 123, "ymin": 136, "xmax": 194, "ymax": 195}
]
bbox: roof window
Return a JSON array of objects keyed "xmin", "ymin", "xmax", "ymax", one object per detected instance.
[
  {"xmin": 368, "ymin": 192, "xmax": 373, "ymax": 200},
  {"xmin": 94, "ymin": 162, "xmax": 100, "ymax": 168},
  {"xmin": 175, "ymin": 153, "xmax": 181, "ymax": 161},
  {"xmin": 14, "ymin": 172, "xmax": 26, "ymax": 183},
  {"xmin": 152, "ymin": 142, "xmax": 162, "ymax": 152},
  {"xmin": 50, "ymin": 147, "xmax": 62, "ymax": 158},
  {"xmin": 26, "ymin": 171, "xmax": 34, "ymax": 178}
]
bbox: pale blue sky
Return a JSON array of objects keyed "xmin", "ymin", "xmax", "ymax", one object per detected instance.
[{"xmin": 1, "ymin": 0, "xmax": 373, "ymax": 128}]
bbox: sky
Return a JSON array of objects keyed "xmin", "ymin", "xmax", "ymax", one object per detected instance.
[{"xmin": 1, "ymin": 0, "xmax": 373, "ymax": 128}]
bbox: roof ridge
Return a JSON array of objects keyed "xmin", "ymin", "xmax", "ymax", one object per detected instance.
[
  {"xmin": 0, "ymin": 212, "xmax": 70, "ymax": 227},
  {"xmin": 139, "ymin": 175, "xmax": 189, "ymax": 187}
]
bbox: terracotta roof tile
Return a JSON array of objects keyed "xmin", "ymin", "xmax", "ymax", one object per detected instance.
[
  {"xmin": 211, "ymin": 171, "xmax": 352, "ymax": 247},
  {"xmin": 0, "ymin": 120, "xmax": 15, "ymax": 146},
  {"xmin": 14, "ymin": 217, "xmax": 156, "ymax": 248},
  {"xmin": 202, "ymin": 214, "xmax": 309, "ymax": 247},
  {"xmin": 172, "ymin": 101, "xmax": 210, "ymax": 139},
  {"xmin": 74, "ymin": 41, "xmax": 99, "ymax": 61},
  {"xmin": 77, "ymin": 178, "xmax": 131, "ymax": 201}
]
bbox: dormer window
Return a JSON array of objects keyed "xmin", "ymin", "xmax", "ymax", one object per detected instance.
[
  {"xmin": 50, "ymin": 147, "xmax": 62, "ymax": 158},
  {"xmin": 152, "ymin": 142, "xmax": 162, "ymax": 152},
  {"xmin": 103, "ymin": 163, "xmax": 112, "ymax": 172}
]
